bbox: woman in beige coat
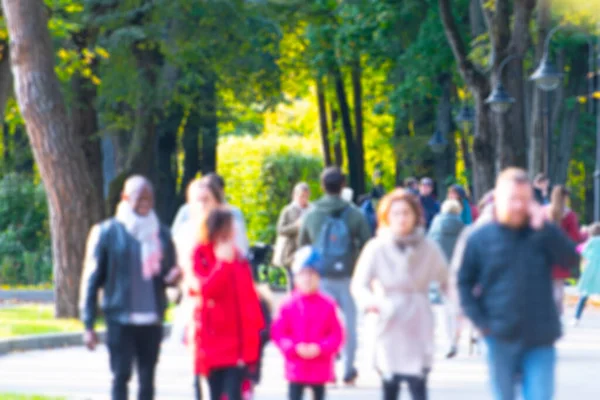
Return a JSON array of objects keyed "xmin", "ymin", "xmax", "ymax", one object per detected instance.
[
  {"xmin": 272, "ymin": 182, "xmax": 311, "ymax": 287},
  {"xmin": 351, "ymin": 189, "xmax": 448, "ymax": 400}
]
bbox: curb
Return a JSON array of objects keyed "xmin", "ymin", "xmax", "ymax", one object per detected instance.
[
  {"xmin": 0, "ymin": 290, "xmax": 54, "ymax": 303},
  {"xmin": 0, "ymin": 324, "xmax": 172, "ymax": 356}
]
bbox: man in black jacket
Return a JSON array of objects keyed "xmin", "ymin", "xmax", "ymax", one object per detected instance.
[
  {"xmin": 80, "ymin": 176, "xmax": 180, "ymax": 400},
  {"xmin": 459, "ymin": 168, "xmax": 579, "ymax": 400},
  {"xmin": 419, "ymin": 177, "xmax": 440, "ymax": 230}
]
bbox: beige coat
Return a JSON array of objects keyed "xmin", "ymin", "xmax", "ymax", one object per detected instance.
[
  {"xmin": 351, "ymin": 230, "xmax": 448, "ymax": 378},
  {"xmin": 272, "ymin": 203, "xmax": 308, "ymax": 267}
]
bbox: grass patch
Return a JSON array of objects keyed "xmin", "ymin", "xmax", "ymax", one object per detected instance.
[
  {"xmin": 0, "ymin": 284, "xmax": 53, "ymax": 290},
  {"xmin": 0, "ymin": 395, "xmax": 65, "ymax": 400},
  {"xmin": 0, "ymin": 304, "xmax": 175, "ymax": 339},
  {"xmin": 0, "ymin": 305, "xmax": 94, "ymax": 339}
]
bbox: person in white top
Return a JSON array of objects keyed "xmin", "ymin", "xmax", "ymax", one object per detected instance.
[
  {"xmin": 171, "ymin": 173, "xmax": 249, "ymax": 256},
  {"xmin": 170, "ymin": 176, "xmax": 228, "ymax": 400}
]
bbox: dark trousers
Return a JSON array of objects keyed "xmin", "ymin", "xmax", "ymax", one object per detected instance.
[
  {"xmin": 107, "ymin": 323, "xmax": 163, "ymax": 400},
  {"xmin": 575, "ymin": 295, "xmax": 589, "ymax": 320},
  {"xmin": 194, "ymin": 375, "xmax": 203, "ymax": 400},
  {"xmin": 289, "ymin": 383, "xmax": 325, "ymax": 400},
  {"xmin": 207, "ymin": 367, "xmax": 244, "ymax": 400},
  {"xmin": 383, "ymin": 374, "xmax": 428, "ymax": 400}
]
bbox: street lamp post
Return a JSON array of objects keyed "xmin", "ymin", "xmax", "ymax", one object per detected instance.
[
  {"xmin": 530, "ymin": 26, "xmax": 564, "ymax": 179},
  {"xmin": 485, "ymin": 55, "xmax": 519, "ymax": 113},
  {"xmin": 531, "ymin": 25, "xmax": 598, "ymax": 218}
]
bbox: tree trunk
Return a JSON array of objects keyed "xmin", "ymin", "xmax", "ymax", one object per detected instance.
[
  {"xmin": 0, "ymin": 44, "xmax": 13, "ymax": 172},
  {"xmin": 439, "ymin": 0, "xmax": 495, "ymax": 199},
  {"xmin": 459, "ymin": 128, "xmax": 473, "ymax": 178},
  {"xmin": 0, "ymin": 46, "xmax": 13, "ymax": 123},
  {"xmin": 551, "ymin": 46, "xmax": 587, "ymax": 184},
  {"xmin": 199, "ymin": 72, "xmax": 218, "ymax": 174},
  {"xmin": 472, "ymin": 95, "xmax": 497, "ymax": 200},
  {"xmin": 437, "ymin": 73, "xmax": 456, "ymax": 199},
  {"xmin": 71, "ymin": 69, "xmax": 104, "ymax": 210},
  {"xmin": 106, "ymin": 46, "xmax": 162, "ymax": 214},
  {"xmin": 331, "ymin": 66, "xmax": 358, "ymax": 194},
  {"xmin": 529, "ymin": 0, "xmax": 550, "ymax": 176},
  {"xmin": 181, "ymin": 107, "xmax": 201, "ymax": 198},
  {"xmin": 469, "ymin": 0, "xmax": 486, "ymax": 37},
  {"xmin": 393, "ymin": 111, "xmax": 407, "ymax": 186},
  {"xmin": 316, "ymin": 78, "xmax": 332, "ymax": 166},
  {"xmin": 496, "ymin": 0, "xmax": 534, "ymax": 170},
  {"xmin": 351, "ymin": 59, "xmax": 365, "ymax": 195},
  {"xmin": 3, "ymin": 0, "xmax": 104, "ymax": 317},
  {"xmin": 497, "ymin": 58, "xmax": 528, "ymax": 169},
  {"xmin": 330, "ymin": 106, "xmax": 343, "ymax": 167},
  {"xmin": 155, "ymin": 107, "xmax": 180, "ymax": 223}
]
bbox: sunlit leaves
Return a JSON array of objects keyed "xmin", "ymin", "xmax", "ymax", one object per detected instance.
[
  {"xmin": 552, "ymin": 0, "xmax": 600, "ymax": 30},
  {"xmin": 55, "ymin": 46, "xmax": 108, "ymax": 85}
]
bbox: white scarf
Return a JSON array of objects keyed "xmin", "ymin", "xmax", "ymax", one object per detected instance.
[{"xmin": 116, "ymin": 200, "xmax": 163, "ymax": 280}]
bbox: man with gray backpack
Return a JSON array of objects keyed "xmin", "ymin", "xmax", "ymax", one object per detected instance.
[{"xmin": 298, "ymin": 166, "xmax": 372, "ymax": 385}]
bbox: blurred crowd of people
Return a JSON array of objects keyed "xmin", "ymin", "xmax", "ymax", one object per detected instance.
[{"xmin": 79, "ymin": 166, "xmax": 600, "ymax": 400}]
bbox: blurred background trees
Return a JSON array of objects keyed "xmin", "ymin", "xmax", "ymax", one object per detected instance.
[{"xmin": 0, "ymin": 0, "xmax": 597, "ymax": 316}]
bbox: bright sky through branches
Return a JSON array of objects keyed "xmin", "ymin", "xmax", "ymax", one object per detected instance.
[{"xmin": 552, "ymin": 0, "xmax": 600, "ymax": 29}]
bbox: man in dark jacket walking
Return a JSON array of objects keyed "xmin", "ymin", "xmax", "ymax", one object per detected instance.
[
  {"xmin": 80, "ymin": 176, "xmax": 180, "ymax": 400},
  {"xmin": 459, "ymin": 168, "xmax": 579, "ymax": 400},
  {"xmin": 419, "ymin": 177, "xmax": 440, "ymax": 230},
  {"xmin": 298, "ymin": 166, "xmax": 371, "ymax": 385}
]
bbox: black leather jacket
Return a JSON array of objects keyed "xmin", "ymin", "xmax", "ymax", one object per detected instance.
[{"xmin": 80, "ymin": 218, "xmax": 177, "ymax": 330}]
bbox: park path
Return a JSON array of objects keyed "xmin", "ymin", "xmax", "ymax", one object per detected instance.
[{"xmin": 1, "ymin": 306, "xmax": 600, "ymax": 399}]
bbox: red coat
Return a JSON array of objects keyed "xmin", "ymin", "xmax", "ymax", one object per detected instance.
[
  {"xmin": 550, "ymin": 209, "xmax": 583, "ymax": 279},
  {"xmin": 190, "ymin": 243, "xmax": 265, "ymax": 376}
]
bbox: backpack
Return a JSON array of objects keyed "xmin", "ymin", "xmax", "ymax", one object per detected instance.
[
  {"xmin": 360, "ymin": 198, "xmax": 377, "ymax": 237},
  {"xmin": 315, "ymin": 206, "xmax": 354, "ymax": 278}
]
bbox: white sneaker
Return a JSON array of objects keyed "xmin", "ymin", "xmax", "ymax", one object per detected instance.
[{"xmin": 570, "ymin": 318, "xmax": 580, "ymax": 327}]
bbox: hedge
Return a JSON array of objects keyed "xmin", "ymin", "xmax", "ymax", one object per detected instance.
[{"xmin": 218, "ymin": 135, "xmax": 323, "ymax": 244}]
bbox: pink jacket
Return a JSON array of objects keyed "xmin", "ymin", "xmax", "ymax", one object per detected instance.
[{"xmin": 271, "ymin": 291, "xmax": 344, "ymax": 384}]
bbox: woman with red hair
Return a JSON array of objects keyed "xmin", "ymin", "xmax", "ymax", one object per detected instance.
[
  {"xmin": 351, "ymin": 189, "xmax": 449, "ymax": 400},
  {"xmin": 189, "ymin": 208, "xmax": 264, "ymax": 400}
]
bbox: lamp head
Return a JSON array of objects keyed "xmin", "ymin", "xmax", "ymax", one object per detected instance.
[
  {"xmin": 428, "ymin": 130, "xmax": 448, "ymax": 154},
  {"xmin": 530, "ymin": 57, "xmax": 563, "ymax": 91},
  {"xmin": 485, "ymin": 83, "xmax": 515, "ymax": 114}
]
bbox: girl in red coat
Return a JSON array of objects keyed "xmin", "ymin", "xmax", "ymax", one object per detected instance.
[
  {"xmin": 546, "ymin": 185, "xmax": 585, "ymax": 315},
  {"xmin": 190, "ymin": 208, "xmax": 265, "ymax": 400}
]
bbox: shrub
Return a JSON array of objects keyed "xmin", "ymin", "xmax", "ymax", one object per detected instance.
[
  {"xmin": 0, "ymin": 173, "xmax": 51, "ymax": 286},
  {"xmin": 218, "ymin": 135, "xmax": 323, "ymax": 243}
]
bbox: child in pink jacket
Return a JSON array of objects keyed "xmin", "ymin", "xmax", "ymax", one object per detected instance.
[{"xmin": 271, "ymin": 246, "xmax": 344, "ymax": 400}]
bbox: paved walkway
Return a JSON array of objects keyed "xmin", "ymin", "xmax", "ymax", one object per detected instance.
[{"xmin": 1, "ymin": 306, "xmax": 600, "ymax": 399}]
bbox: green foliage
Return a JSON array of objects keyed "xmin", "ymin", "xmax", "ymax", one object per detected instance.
[
  {"xmin": 0, "ymin": 395, "xmax": 65, "ymax": 400},
  {"xmin": 0, "ymin": 174, "xmax": 51, "ymax": 286},
  {"xmin": 218, "ymin": 135, "xmax": 322, "ymax": 244},
  {"xmin": 258, "ymin": 153, "xmax": 323, "ymax": 242}
]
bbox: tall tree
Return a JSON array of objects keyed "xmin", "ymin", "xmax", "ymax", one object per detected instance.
[
  {"xmin": 332, "ymin": 64, "xmax": 359, "ymax": 195},
  {"xmin": 439, "ymin": 0, "xmax": 495, "ymax": 198},
  {"xmin": 316, "ymin": 78, "xmax": 333, "ymax": 166},
  {"xmin": 529, "ymin": 0, "xmax": 551, "ymax": 175},
  {"xmin": 2, "ymin": 0, "xmax": 104, "ymax": 317},
  {"xmin": 351, "ymin": 58, "xmax": 366, "ymax": 195}
]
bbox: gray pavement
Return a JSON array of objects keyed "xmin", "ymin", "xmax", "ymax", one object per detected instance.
[{"xmin": 1, "ymin": 306, "xmax": 600, "ymax": 399}]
